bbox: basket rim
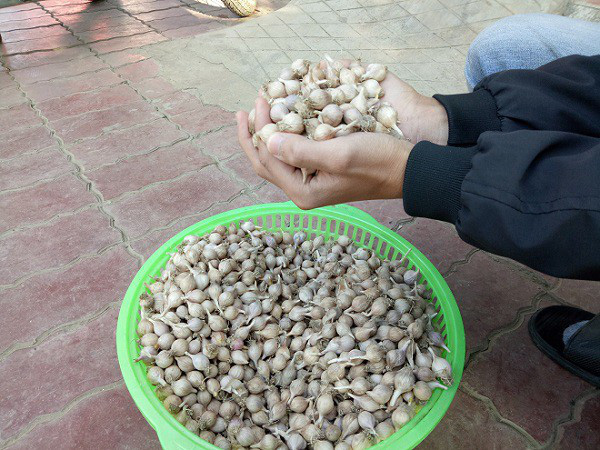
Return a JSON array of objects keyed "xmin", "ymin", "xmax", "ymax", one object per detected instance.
[{"xmin": 116, "ymin": 201, "xmax": 465, "ymax": 450}]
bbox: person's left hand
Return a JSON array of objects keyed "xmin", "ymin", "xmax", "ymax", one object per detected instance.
[{"xmin": 236, "ymin": 96, "xmax": 414, "ymax": 210}]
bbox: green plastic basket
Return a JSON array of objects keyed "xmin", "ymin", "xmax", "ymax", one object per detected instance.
[{"xmin": 116, "ymin": 202, "xmax": 465, "ymax": 450}]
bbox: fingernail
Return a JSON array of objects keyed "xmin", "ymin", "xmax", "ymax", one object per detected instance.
[{"xmin": 267, "ymin": 133, "xmax": 284, "ymax": 158}]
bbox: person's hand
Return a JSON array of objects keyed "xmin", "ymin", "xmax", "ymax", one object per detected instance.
[
  {"xmin": 378, "ymin": 72, "xmax": 448, "ymax": 145},
  {"xmin": 318, "ymin": 59, "xmax": 448, "ymax": 145},
  {"xmin": 236, "ymin": 97, "xmax": 414, "ymax": 210}
]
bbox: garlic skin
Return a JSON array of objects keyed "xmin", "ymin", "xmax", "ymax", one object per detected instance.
[
  {"xmin": 375, "ymin": 103, "xmax": 405, "ymax": 138},
  {"xmin": 248, "ymin": 108, "xmax": 256, "ymax": 135},
  {"xmin": 255, "ymin": 123, "xmax": 278, "ymax": 146},
  {"xmin": 307, "ymin": 89, "xmax": 332, "ymax": 111},
  {"xmin": 339, "ymin": 84, "xmax": 358, "ymax": 102},
  {"xmin": 280, "ymin": 78, "xmax": 301, "ymax": 95},
  {"xmin": 319, "ymin": 104, "xmax": 343, "ymax": 127},
  {"xmin": 280, "ymin": 67, "xmax": 295, "ymax": 81},
  {"xmin": 339, "ymin": 68, "xmax": 358, "ymax": 85},
  {"xmin": 362, "ymin": 79, "xmax": 383, "ymax": 99},
  {"xmin": 304, "ymin": 117, "xmax": 320, "ymax": 139},
  {"xmin": 270, "ymin": 103, "xmax": 290, "ymax": 123},
  {"xmin": 266, "ymin": 81, "xmax": 286, "ymax": 99},
  {"xmin": 278, "ymin": 112, "xmax": 305, "ymax": 134},
  {"xmin": 350, "ymin": 87, "xmax": 369, "ymax": 114},
  {"xmin": 313, "ymin": 123, "xmax": 337, "ymax": 141},
  {"xmin": 291, "ymin": 59, "xmax": 310, "ymax": 77},
  {"xmin": 361, "ymin": 63, "xmax": 387, "ymax": 82}
]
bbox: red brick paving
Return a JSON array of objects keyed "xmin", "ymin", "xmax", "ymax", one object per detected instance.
[
  {"xmin": 104, "ymin": 165, "xmax": 245, "ymax": 238},
  {"xmin": 420, "ymin": 389, "xmax": 530, "ymax": 449},
  {"xmin": 1, "ymin": 125, "xmax": 56, "ymax": 160},
  {"xmin": 558, "ymin": 393, "xmax": 600, "ymax": 448},
  {"xmin": 8, "ymin": 386, "xmax": 160, "ymax": 450},
  {"xmin": 0, "ymin": 174, "xmax": 96, "ymax": 232},
  {"xmin": 554, "ymin": 278, "xmax": 600, "ymax": 313},
  {"xmin": 0, "ymin": 309, "xmax": 123, "ymax": 441},
  {"xmin": 50, "ymin": 100, "xmax": 163, "ymax": 143},
  {"xmin": 67, "ymin": 118, "xmax": 186, "ymax": 169},
  {"xmin": 0, "ymin": 208, "xmax": 121, "ymax": 285},
  {"xmin": 463, "ymin": 296, "xmax": 593, "ymax": 443},
  {"xmin": 88, "ymin": 31, "xmax": 167, "ymax": 54},
  {"xmin": 0, "ymin": 147, "xmax": 71, "ymax": 191},
  {"xmin": 169, "ymin": 104, "xmax": 236, "ymax": 136},
  {"xmin": 0, "ymin": 247, "xmax": 137, "ymax": 352},
  {"xmin": 0, "ymin": 14, "xmax": 59, "ymax": 33},
  {"xmin": 0, "ymin": 24, "xmax": 70, "ymax": 42},
  {"xmin": 22, "ymin": 68, "xmax": 123, "ymax": 103},
  {"xmin": 445, "ymin": 251, "xmax": 543, "ymax": 352},
  {"xmin": 10, "ymin": 55, "xmax": 107, "ymax": 84},
  {"xmin": 0, "ymin": 102, "xmax": 42, "ymax": 130},
  {"xmin": 86, "ymin": 140, "xmax": 213, "ymax": 200},
  {"xmin": 38, "ymin": 83, "xmax": 142, "ymax": 121},
  {"xmin": 1, "ymin": 1, "xmax": 598, "ymax": 449}
]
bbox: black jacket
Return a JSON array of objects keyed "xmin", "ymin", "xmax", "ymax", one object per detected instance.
[{"xmin": 402, "ymin": 55, "xmax": 600, "ymax": 281}]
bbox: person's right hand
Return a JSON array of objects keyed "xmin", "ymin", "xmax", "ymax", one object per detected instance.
[
  {"xmin": 378, "ymin": 72, "xmax": 449, "ymax": 146},
  {"xmin": 323, "ymin": 59, "xmax": 449, "ymax": 145}
]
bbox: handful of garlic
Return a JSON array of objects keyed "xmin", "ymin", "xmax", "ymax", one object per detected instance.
[
  {"xmin": 136, "ymin": 223, "xmax": 453, "ymax": 450},
  {"xmin": 249, "ymin": 55, "xmax": 407, "ymax": 183}
]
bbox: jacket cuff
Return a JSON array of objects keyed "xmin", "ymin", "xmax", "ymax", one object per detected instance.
[
  {"xmin": 433, "ymin": 89, "xmax": 501, "ymax": 146},
  {"xmin": 403, "ymin": 141, "xmax": 477, "ymax": 224}
]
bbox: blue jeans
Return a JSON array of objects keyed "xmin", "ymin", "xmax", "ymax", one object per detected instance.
[{"xmin": 465, "ymin": 13, "xmax": 600, "ymax": 90}]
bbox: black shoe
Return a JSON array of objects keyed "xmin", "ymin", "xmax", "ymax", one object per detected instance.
[{"xmin": 528, "ymin": 305, "xmax": 600, "ymax": 387}]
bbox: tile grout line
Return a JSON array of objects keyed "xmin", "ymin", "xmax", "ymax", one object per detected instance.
[
  {"xmin": 35, "ymin": 6, "xmax": 260, "ymax": 198},
  {"xmin": 127, "ymin": 184, "xmax": 264, "ymax": 245},
  {"xmin": 0, "ymin": 301, "xmax": 121, "ymax": 363},
  {"xmin": 442, "ymin": 248, "xmax": 480, "ymax": 278},
  {"xmin": 0, "ymin": 380, "xmax": 125, "ymax": 449},
  {"xmin": 459, "ymin": 382, "xmax": 542, "ymax": 448},
  {"xmin": 0, "ymin": 202, "xmax": 98, "ymax": 241},
  {"xmin": 541, "ymin": 387, "xmax": 600, "ymax": 448},
  {"xmin": 0, "ymin": 56, "xmax": 146, "ymax": 269},
  {"xmin": 465, "ymin": 290, "xmax": 547, "ymax": 367},
  {"xmin": 0, "ymin": 241, "xmax": 122, "ymax": 291},
  {"xmin": 0, "ymin": 171, "xmax": 74, "ymax": 197}
]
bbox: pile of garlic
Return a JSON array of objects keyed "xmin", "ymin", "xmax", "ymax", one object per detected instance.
[
  {"xmin": 249, "ymin": 55, "xmax": 406, "ymax": 182},
  {"xmin": 136, "ymin": 223, "xmax": 453, "ymax": 450}
]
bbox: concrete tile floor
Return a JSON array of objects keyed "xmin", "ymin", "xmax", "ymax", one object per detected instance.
[{"xmin": 0, "ymin": 0, "xmax": 599, "ymax": 448}]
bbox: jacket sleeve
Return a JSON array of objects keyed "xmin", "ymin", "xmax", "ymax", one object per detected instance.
[
  {"xmin": 431, "ymin": 54, "xmax": 600, "ymax": 146},
  {"xmin": 403, "ymin": 131, "xmax": 600, "ymax": 280}
]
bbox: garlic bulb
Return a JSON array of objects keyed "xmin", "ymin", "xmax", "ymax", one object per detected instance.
[
  {"xmin": 266, "ymin": 81, "xmax": 286, "ymax": 99},
  {"xmin": 361, "ymin": 63, "xmax": 387, "ymax": 82},
  {"xmin": 270, "ymin": 103, "xmax": 290, "ymax": 123},
  {"xmin": 256, "ymin": 123, "xmax": 278, "ymax": 145},
  {"xmin": 291, "ymin": 59, "xmax": 309, "ymax": 77},
  {"xmin": 350, "ymin": 87, "xmax": 368, "ymax": 114},
  {"xmin": 278, "ymin": 112, "xmax": 305, "ymax": 134},
  {"xmin": 319, "ymin": 104, "xmax": 343, "ymax": 127},
  {"xmin": 280, "ymin": 78, "xmax": 301, "ymax": 95},
  {"xmin": 307, "ymin": 89, "xmax": 332, "ymax": 110},
  {"xmin": 339, "ymin": 68, "xmax": 358, "ymax": 85},
  {"xmin": 362, "ymin": 79, "xmax": 383, "ymax": 99},
  {"xmin": 138, "ymin": 222, "xmax": 452, "ymax": 449},
  {"xmin": 375, "ymin": 103, "xmax": 404, "ymax": 138}
]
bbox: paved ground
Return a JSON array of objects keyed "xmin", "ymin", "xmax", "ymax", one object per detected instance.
[{"xmin": 1, "ymin": 0, "xmax": 599, "ymax": 448}]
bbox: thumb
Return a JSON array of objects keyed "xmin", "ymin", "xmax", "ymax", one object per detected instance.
[{"xmin": 267, "ymin": 132, "xmax": 333, "ymax": 171}]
